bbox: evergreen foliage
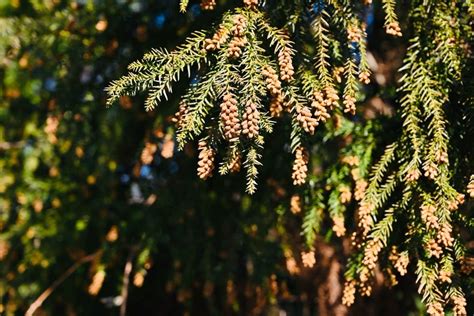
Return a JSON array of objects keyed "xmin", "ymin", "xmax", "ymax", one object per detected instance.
[{"xmin": 107, "ymin": 1, "xmax": 473, "ymax": 314}]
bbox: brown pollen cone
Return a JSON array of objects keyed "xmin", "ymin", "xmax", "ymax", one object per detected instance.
[
  {"xmin": 197, "ymin": 140, "xmax": 216, "ymax": 180},
  {"xmin": 220, "ymin": 93, "xmax": 241, "ymax": 141},
  {"xmin": 292, "ymin": 146, "xmax": 309, "ymax": 185}
]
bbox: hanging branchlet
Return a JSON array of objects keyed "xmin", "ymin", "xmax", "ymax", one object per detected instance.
[
  {"xmin": 342, "ymin": 2, "xmax": 471, "ymax": 312},
  {"xmin": 343, "ymin": 59, "xmax": 358, "ymax": 114},
  {"xmin": 382, "ymin": 0, "xmax": 402, "ymax": 37},
  {"xmin": 357, "ymin": 25, "xmax": 371, "ymax": 84},
  {"xmin": 105, "ymin": 31, "xmax": 208, "ymax": 111},
  {"xmin": 244, "ymin": 147, "xmax": 261, "ymax": 194},
  {"xmin": 312, "ymin": 10, "xmax": 332, "ymax": 84},
  {"xmin": 179, "ymin": 0, "xmax": 189, "ymax": 12},
  {"xmin": 302, "ymin": 189, "xmax": 325, "ymax": 247},
  {"xmin": 257, "ymin": 17, "xmax": 295, "ymax": 82}
]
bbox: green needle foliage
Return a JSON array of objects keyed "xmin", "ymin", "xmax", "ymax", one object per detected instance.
[
  {"xmin": 107, "ymin": 1, "xmax": 374, "ymax": 194},
  {"xmin": 107, "ymin": 0, "xmax": 473, "ymax": 314}
]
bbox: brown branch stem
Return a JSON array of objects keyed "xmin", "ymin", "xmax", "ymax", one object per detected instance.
[
  {"xmin": 119, "ymin": 247, "xmax": 138, "ymax": 316},
  {"xmin": 25, "ymin": 251, "xmax": 101, "ymax": 316}
]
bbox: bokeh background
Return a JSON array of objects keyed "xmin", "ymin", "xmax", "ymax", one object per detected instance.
[{"xmin": 0, "ymin": 0, "xmax": 445, "ymax": 315}]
